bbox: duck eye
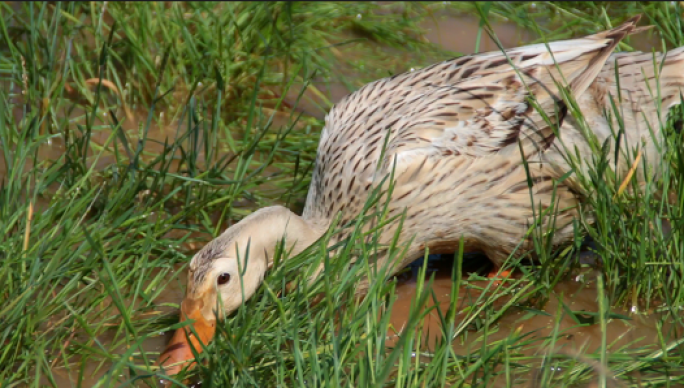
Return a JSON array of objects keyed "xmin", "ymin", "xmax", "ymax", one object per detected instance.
[{"xmin": 217, "ymin": 273, "xmax": 231, "ymax": 285}]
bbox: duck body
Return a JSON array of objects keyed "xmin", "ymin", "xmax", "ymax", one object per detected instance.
[
  {"xmin": 303, "ymin": 20, "xmax": 684, "ymax": 272},
  {"xmin": 158, "ymin": 16, "xmax": 684, "ymax": 375}
]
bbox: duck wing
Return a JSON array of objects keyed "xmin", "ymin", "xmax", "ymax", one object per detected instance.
[
  {"xmin": 366, "ymin": 16, "xmax": 646, "ymax": 173},
  {"xmin": 306, "ymin": 16, "xmax": 646, "ymax": 221}
]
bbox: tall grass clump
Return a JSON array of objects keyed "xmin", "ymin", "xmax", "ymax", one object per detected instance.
[{"xmin": 1, "ymin": 1, "xmax": 683, "ymax": 387}]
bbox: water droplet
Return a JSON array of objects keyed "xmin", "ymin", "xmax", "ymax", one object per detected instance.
[{"xmin": 356, "ymin": 13, "xmax": 362, "ymax": 19}]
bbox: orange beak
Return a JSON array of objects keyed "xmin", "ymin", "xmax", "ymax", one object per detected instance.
[{"xmin": 157, "ymin": 297, "xmax": 216, "ymax": 375}]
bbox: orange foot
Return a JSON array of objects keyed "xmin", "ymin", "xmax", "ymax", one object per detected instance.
[{"xmin": 487, "ymin": 267, "xmax": 512, "ymax": 285}]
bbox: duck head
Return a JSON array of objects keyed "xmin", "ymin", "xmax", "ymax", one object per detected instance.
[{"xmin": 156, "ymin": 205, "xmax": 322, "ymax": 375}]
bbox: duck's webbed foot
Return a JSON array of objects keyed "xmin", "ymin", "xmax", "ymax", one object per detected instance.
[{"xmin": 486, "ymin": 267, "xmax": 512, "ymax": 279}]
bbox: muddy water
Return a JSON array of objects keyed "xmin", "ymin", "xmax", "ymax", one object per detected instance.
[
  {"xmin": 39, "ymin": 264, "xmax": 185, "ymax": 387},
  {"xmin": 43, "ymin": 258, "xmax": 677, "ymax": 388},
  {"xmin": 422, "ymin": 14, "xmax": 537, "ymax": 54},
  {"xmin": 386, "ymin": 255, "xmax": 681, "ymax": 387},
  {"xmin": 15, "ymin": 8, "xmax": 676, "ymax": 388}
]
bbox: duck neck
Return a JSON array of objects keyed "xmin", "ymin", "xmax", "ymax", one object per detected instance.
[{"xmin": 259, "ymin": 206, "xmax": 326, "ymax": 264}]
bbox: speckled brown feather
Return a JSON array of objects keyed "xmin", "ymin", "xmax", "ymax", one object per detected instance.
[
  {"xmin": 547, "ymin": 46, "xmax": 684, "ymax": 186},
  {"xmin": 299, "ymin": 16, "xmax": 683, "ymax": 276}
]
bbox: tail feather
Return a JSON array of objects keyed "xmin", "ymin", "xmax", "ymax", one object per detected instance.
[{"xmin": 568, "ymin": 15, "xmax": 644, "ymax": 98}]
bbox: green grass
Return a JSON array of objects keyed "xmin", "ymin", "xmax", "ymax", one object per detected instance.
[{"xmin": 1, "ymin": 1, "xmax": 683, "ymax": 387}]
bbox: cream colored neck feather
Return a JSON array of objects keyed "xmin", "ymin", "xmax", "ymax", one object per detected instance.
[{"xmin": 244, "ymin": 205, "xmax": 326, "ymax": 266}]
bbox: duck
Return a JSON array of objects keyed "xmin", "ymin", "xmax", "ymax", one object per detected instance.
[{"xmin": 157, "ymin": 15, "xmax": 684, "ymax": 374}]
